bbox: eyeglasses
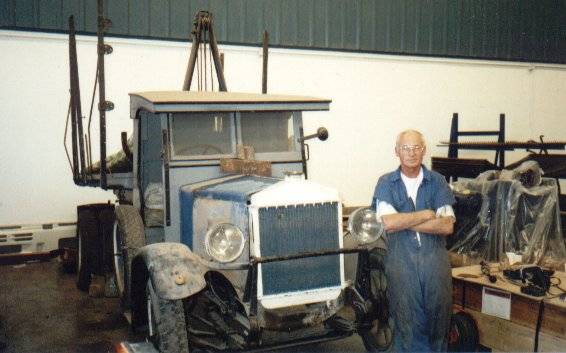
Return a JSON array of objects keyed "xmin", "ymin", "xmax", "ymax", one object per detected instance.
[{"xmin": 398, "ymin": 145, "xmax": 424, "ymax": 154}]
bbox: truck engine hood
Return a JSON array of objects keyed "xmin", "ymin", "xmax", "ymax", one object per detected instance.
[
  {"xmin": 191, "ymin": 175, "xmax": 279, "ymax": 203},
  {"xmin": 179, "ymin": 175, "xmax": 279, "ymax": 249}
]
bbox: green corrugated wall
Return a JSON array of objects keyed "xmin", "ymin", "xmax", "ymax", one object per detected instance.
[{"xmin": 1, "ymin": 0, "xmax": 565, "ymax": 64}]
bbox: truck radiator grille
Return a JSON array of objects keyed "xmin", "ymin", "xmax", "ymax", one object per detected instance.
[{"xmin": 258, "ymin": 202, "xmax": 340, "ymax": 296}]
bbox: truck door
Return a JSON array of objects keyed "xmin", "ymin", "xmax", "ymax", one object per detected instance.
[{"xmin": 138, "ymin": 111, "xmax": 166, "ymax": 242}]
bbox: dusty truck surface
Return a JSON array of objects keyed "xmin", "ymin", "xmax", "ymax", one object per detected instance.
[{"xmin": 87, "ymin": 90, "xmax": 391, "ymax": 353}]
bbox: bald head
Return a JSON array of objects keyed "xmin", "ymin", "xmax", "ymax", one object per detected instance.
[
  {"xmin": 396, "ymin": 129, "xmax": 425, "ymax": 148},
  {"xmin": 395, "ymin": 129, "xmax": 426, "ymax": 176}
]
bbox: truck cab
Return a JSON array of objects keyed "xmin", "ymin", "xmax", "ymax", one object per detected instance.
[{"xmin": 129, "ymin": 91, "xmax": 327, "ymax": 243}]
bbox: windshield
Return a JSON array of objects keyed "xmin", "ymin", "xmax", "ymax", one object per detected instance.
[
  {"xmin": 170, "ymin": 112, "xmax": 233, "ymax": 158},
  {"xmin": 240, "ymin": 112, "xmax": 296, "ymax": 153}
]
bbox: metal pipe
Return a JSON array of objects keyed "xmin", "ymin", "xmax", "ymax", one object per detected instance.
[
  {"xmin": 70, "ymin": 18, "xmax": 87, "ymax": 183},
  {"xmin": 299, "ymin": 127, "xmax": 308, "ymax": 178},
  {"xmin": 251, "ymin": 246, "xmax": 367, "ymax": 264},
  {"xmin": 262, "ymin": 30, "xmax": 269, "ymax": 94},
  {"xmin": 63, "ymin": 101, "xmax": 73, "ymax": 173},
  {"xmin": 208, "ymin": 20, "xmax": 227, "ymax": 91},
  {"xmin": 182, "ymin": 20, "xmax": 201, "ymax": 90},
  {"xmin": 87, "ymin": 66, "xmax": 99, "ymax": 173},
  {"xmin": 97, "ymin": 0, "xmax": 108, "ymax": 189},
  {"xmin": 68, "ymin": 16, "xmax": 80, "ymax": 182},
  {"xmin": 498, "ymin": 113, "xmax": 506, "ymax": 168}
]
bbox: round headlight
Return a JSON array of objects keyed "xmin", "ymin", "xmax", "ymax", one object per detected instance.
[
  {"xmin": 204, "ymin": 223, "xmax": 245, "ymax": 263},
  {"xmin": 348, "ymin": 207, "xmax": 385, "ymax": 245}
]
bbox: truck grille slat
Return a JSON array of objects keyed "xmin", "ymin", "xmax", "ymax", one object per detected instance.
[{"xmin": 259, "ymin": 202, "xmax": 340, "ymax": 295}]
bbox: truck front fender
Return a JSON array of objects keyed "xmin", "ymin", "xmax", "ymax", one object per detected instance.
[{"xmin": 132, "ymin": 242, "xmax": 207, "ymax": 300}]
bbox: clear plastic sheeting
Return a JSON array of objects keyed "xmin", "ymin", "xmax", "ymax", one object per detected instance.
[
  {"xmin": 448, "ymin": 161, "xmax": 566, "ymax": 270},
  {"xmin": 144, "ymin": 183, "xmax": 164, "ymax": 227}
]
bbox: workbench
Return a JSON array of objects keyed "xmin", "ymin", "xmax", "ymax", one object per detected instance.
[{"xmin": 452, "ymin": 265, "xmax": 566, "ymax": 352}]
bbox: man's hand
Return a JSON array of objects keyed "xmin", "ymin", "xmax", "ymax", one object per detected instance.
[{"xmin": 381, "ymin": 209, "xmax": 436, "ymax": 233}]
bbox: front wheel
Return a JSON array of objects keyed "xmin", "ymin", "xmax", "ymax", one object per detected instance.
[
  {"xmin": 359, "ymin": 317, "xmax": 393, "ymax": 352},
  {"xmin": 146, "ymin": 279, "xmax": 190, "ymax": 353},
  {"xmin": 357, "ymin": 248, "xmax": 393, "ymax": 352}
]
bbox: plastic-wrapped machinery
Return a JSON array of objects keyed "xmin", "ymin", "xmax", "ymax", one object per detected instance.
[{"xmin": 449, "ymin": 161, "xmax": 566, "ymax": 269}]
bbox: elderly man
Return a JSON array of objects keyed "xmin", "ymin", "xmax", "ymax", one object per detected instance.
[{"xmin": 371, "ymin": 129, "xmax": 456, "ymax": 352}]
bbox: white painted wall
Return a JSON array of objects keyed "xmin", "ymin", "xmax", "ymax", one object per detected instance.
[{"xmin": 1, "ymin": 30, "xmax": 565, "ymax": 225}]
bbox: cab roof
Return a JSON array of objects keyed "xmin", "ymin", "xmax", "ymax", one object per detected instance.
[{"xmin": 130, "ymin": 91, "xmax": 331, "ymax": 117}]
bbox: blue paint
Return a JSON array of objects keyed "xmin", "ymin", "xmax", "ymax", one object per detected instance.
[
  {"xmin": 180, "ymin": 175, "xmax": 280, "ymax": 249},
  {"xmin": 179, "ymin": 185, "xmax": 195, "ymax": 248},
  {"xmin": 194, "ymin": 175, "xmax": 279, "ymax": 202}
]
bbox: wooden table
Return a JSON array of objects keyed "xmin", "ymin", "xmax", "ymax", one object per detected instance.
[{"xmin": 452, "ymin": 265, "xmax": 566, "ymax": 352}]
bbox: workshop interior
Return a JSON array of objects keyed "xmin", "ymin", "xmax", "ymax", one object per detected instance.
[{"xmin": 1, "ymin": 1, "xmax": 566, "ymax": 353}]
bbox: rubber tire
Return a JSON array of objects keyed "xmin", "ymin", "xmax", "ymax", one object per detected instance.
[
  {"xmin": 76, "ymin": 210, "xmax": 98, "ymax": 291},
  {"xmin": 99, "ymin": 208, "xmax": 116, "ymax": 274},
  {"xmin": 146, "ymin": 279, "xmax": 190, "ymax": 353},
  {"xmin": 114, "ymin": 205, "xmax": 145, "ymax": 304},
  {"xmin": 359, "ymin": 248, "xmax": 393, "ymax": 352},
  {"xmin": 448, "ymin": 311, "xmax": 479, "ymax": 352},
  {"xmin": 76, "ymin": 228, "xmax": 90, "ymax": 291}
]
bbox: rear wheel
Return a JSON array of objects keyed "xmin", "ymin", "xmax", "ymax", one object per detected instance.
[
  {"xmin": 113, "ymin": 221, "xmax": 126, "ymax": 297},
  {"xmin": 146, "ymin": 279, "xmax": 190, "ymax": 353},
  {"xmin": 113, "ymin": 205, "xmax": 145, "ymax": 305},
  {"xmin": 76, "ymin": 227, "xmax": 91, "ymax": 291},
  {"xmin": 76, "ymin": 210, "xmax": 99, "ymax": 291}
]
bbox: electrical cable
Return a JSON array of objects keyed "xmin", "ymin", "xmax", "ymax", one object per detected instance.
[{"xmin": 545, "ymin": 276, "xmax": 566, "ymax": 298}]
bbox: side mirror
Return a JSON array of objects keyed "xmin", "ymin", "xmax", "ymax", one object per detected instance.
[{"xmin": 298, "ymin": 127, "xmax": 329, "ymax": 142}]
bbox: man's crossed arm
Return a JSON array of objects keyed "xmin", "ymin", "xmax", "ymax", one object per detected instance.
[{"xmin": 380, "ymin": 208, "xmax": 455, "ymax": 236}]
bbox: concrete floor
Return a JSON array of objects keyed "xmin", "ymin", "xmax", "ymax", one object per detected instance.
[
  {"xmin": 0, "ymin": 259, "xmax": 365, "ymax": 353},
  {"xmin": 0, "ymin": 259, "xmax": 135, "ymax": 353}
]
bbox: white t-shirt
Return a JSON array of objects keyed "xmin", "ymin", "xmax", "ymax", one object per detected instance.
[
  {"xmin": 401, "ymin": 168, "xmax": 423, "ymax": 206},
  {"xmin": 376, "ymin": 169, "xmax": 455, "ymax": 245}
]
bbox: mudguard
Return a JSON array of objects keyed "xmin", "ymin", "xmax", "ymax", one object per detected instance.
[{"xmin": 134, "ymin": 242, "xmax": 207, "ymax": 300}]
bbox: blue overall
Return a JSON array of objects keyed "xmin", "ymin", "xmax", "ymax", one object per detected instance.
[{"xmin": 371, "ymin": 166, "xmax": 455, "ymax": 352}]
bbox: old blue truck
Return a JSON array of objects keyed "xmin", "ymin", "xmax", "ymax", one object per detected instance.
[
  {"xmin": 99, "ymin": 91, "xmax": 392, "ymax": 353},
  {"xmin": 65, "ymin": 6, "xmax": 391, "ymax": 352}
]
